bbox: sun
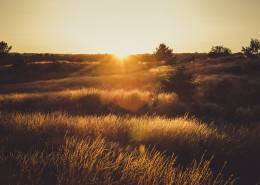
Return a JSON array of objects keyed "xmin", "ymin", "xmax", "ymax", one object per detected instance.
[
  {"xmin": 115, "ymin": 51, "xmax": 130, "ymax": 59},
  {"xmin": 113, "ymin": 50, "xmax": 131, "ymax": 61}
]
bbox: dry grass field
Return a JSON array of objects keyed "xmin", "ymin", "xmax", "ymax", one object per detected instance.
[{"xmin": 0, "ymin": 55, "xmax": 260, "ymax": 184}]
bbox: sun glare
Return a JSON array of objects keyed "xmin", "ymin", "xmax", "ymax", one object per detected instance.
[
  {"xmin": 113, "ymin": 52, "xmax": 130, "ymax": 61},
  {"xmin": 115, "ymin": 51, "xmax": 130, "ymax": 59}
]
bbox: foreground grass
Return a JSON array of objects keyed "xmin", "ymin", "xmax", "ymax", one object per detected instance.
[
  {"xmin": 0, "ymin": 136, "xmax": 235, "ymax": 185},
  {"xmin": 1, "ymin": 111, "xmax": 259, "ymax": 159},
  {"xmin": 1, "ymin": 111, "xmax": 260, "ymax": 184}
]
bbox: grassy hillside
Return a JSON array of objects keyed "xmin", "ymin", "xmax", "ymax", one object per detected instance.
[{"xmin": 0, "ymin": 54, "xmax": 259, "ymax": 184}]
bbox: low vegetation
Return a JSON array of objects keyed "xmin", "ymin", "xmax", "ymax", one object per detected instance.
[
  {"xmin": 0, "ymin": 41, "xmax": 12, "ymax": 55},
  {"xmin": 160, "ymin": 66, "xmax": 197, "ymax": 102},
  {"xmin": 208, "ymin": 46, "xmax": 232, "ymax": 58},
  {"xmin": 0, "ymin": 40, "xmax": 259, "ymax": 184},
  {"xmin": 3, "ymin": 111, "xmax": 259, "ymax": 184},
  {"xmin": 242, "ymin": 38, "xmax": 260, "ymax": 58}
]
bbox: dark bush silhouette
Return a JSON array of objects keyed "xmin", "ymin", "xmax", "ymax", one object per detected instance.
[
  {"xmin": 12, "ymin": 59, "xmax": 26, "ymax": 70},
  {"xmin": 242, "ymin": 38, "xmax": 260, "ymax": 58},
  {"xmin": 154, "ymin": 43, "xmax": 174, "ymax": 63},
  {"xmin": 208, "ymin": 46, "xmax": 232, "ymax": 58},
  {"xmin": 161, "ymin": 66, "xmax": 197, "ymax": 102},
  {"xmin": 0, "ymin": 41, "xmax": 12, "ymax": 55}
]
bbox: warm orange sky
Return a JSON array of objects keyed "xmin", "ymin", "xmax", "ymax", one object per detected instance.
[{"xmin": 0, "ymin": 0, "xmax": 259, "ymax": 55}]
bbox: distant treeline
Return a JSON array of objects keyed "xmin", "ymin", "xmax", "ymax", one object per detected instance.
[
  {"xmin": 0, "ymin": 52, "xmax": 207, "ymax": 66},
  {"xmin": 0, "ymin": 53, "xmax": 111, "ymax": 66}
]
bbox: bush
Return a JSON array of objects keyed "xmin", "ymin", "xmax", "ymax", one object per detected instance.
[
  {"xmin": 242, "ymin": 38, "xmax": 260, "ymax": 58},
  {"xmin": 208, "ymin": 46, "xmax": 232, "ymax": 58},
  {"xmin": 0, "ymin": 41, "xmax": 12, "ymax": 55},
  {"xmin": 12, "ymin": 59, "xmax": 27, "ymax": 70},
  {"xmin": 160, "ymin": 66, "xmax": 197, "ymax": 102}
]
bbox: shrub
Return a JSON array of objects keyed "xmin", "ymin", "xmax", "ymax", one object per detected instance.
[
  {"xmin": 12, "ymin": 59, "xmax": 26, "ymax": 70},
  {"xmin": 208, "ymin": 46, "xmax": 232, "ymax": 58},
  {"xmin": 0, "ymin": 41, "xmax": 12, "ymax": 55},
  {"xmin": 160, "ymin": 66, "xmax": 197, "ymax": 102},
  {"xmin": 242, "ymin": 38, "xmax": 260, "ymax": 58}
]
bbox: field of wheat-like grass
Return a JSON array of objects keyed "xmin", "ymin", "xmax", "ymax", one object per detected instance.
[
  {"xmin": 0, "ymin": 88, "xmax": 180, "ymax": 115},
  {"xmin": 0, "ymin": 111, "xmax": 239, "ymax": 184},
  {"xmin": 0, "ymin": 58, "xmax": 260, "ymax": 184},
  {"xmin": 1, "ymin": 110, "xmax": 260, "ymax": 184}
]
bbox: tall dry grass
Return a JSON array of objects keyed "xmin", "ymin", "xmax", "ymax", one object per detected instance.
[
  {"xmin": 1, "ymin": 111, "xmax": 260, "ymax": 184},
  {"xmin": 0, "ymin": 136, "xmax": 236, "ymax": 185},
  {"xmin": 0, "ymin": 88, "xmax": 179, "ymax": 115},
  {"xmin": 1, "ymin": 111, "xmax": 259, "ymax": 157}
]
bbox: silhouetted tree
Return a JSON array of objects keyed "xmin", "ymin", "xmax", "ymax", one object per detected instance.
[
  {"xmin": 208, "ymin": 45, "xmax": 232, "ymax": 58},
  {"xmin": 161, "ymin": 66, "xmax": 197, "ymax": 102},
  {"xmin": 242, "ymin": 38, "xmax": 260, "ymax": 58},
  {"xmin": 154, "ymin": 43, "xmax": 174, "ymax": 63},
  {"xmin": 0, "ymin": 41, "xmax": 12, "ymax": 55}
]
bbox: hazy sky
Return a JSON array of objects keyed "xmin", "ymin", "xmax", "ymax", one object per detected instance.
[{"xmin": 0, "ymin": 0, "xmax": 259, "ymax": 55}]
